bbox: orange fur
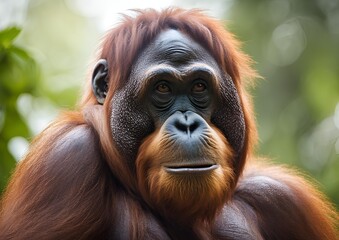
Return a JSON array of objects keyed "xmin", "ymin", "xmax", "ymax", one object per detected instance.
[
  {"xmin": 136, "ymin": 125, "xmax": 234, "ymax": 224},
  {"xmin": 0, "ymin": 8, "xmax": 337, "ymax": 240}
]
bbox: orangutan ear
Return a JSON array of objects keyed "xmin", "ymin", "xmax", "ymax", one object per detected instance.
[{"xmin": 92, "ymin": 59, "xmax": 108, "ymax": 104}]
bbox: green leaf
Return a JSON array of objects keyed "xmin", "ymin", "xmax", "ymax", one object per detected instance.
[
  {"xmin": 0, "ymin": 27, "xmax": 21, "ymax": 48},
  {"xmin": 11, "ymin": 46, "xmax": 32, "ymax": 61}
]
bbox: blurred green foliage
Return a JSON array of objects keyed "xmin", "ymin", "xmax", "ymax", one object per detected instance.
[
  {"xmin": 228, "ymin": 0, "xmax": 339, "ymax": 206},
  {"xmin": 0, "ymin": 0, "xmax": 338, "ymax": 209},
  {"xmin": 0, "ymin": 27, "xmax": 39, "ymax": 190},
  {"xmin": 0, "ymin": 0, "xmax": 99, "ymax": 194}
]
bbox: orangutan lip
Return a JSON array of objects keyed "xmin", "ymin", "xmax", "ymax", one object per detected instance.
[{"xmin": 164, "ymin": 164, "xmax": 219, "ymax": 173}]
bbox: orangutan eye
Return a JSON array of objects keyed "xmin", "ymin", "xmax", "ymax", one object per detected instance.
[
  {"xmin": 156, "ymin": 83, "xmax": 171, "ymax": 93},
  {"xmin": 152, "ymin": 81, "xmax": 174, "ymax": 110},
  {"xmin": 192, "ymin": 82, "xmax": 207, "ymax": 93}
]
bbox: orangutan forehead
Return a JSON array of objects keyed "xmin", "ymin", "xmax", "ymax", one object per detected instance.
[
  {"xmin": 151, "ymin": 30, "xmax": 199, "ymax": 63},
  {"xmin": 128, "ymin": 29, "xmax": 221, "ymax": 91},
  {"xmin": 141, "ymin": 29, "xmax": 216, "ymax": 66}
]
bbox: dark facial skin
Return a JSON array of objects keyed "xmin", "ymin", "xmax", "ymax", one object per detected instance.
[
  {"xmin": 94, "ymin": 29, "xmax": 245, "ymax": 166},
  {"xmin": 132, "ymin": 30, "xmax": 219, "ymax": 123}
]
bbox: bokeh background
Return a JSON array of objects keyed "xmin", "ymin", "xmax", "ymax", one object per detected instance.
[{"xmin": 1, "ymin": 0, "xmax": 338, "ymax": 208}]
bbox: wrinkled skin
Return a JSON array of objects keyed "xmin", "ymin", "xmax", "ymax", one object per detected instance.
[{"xmin": 108, "ymin": 29, "xmax": 244, "ymax": 165}]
